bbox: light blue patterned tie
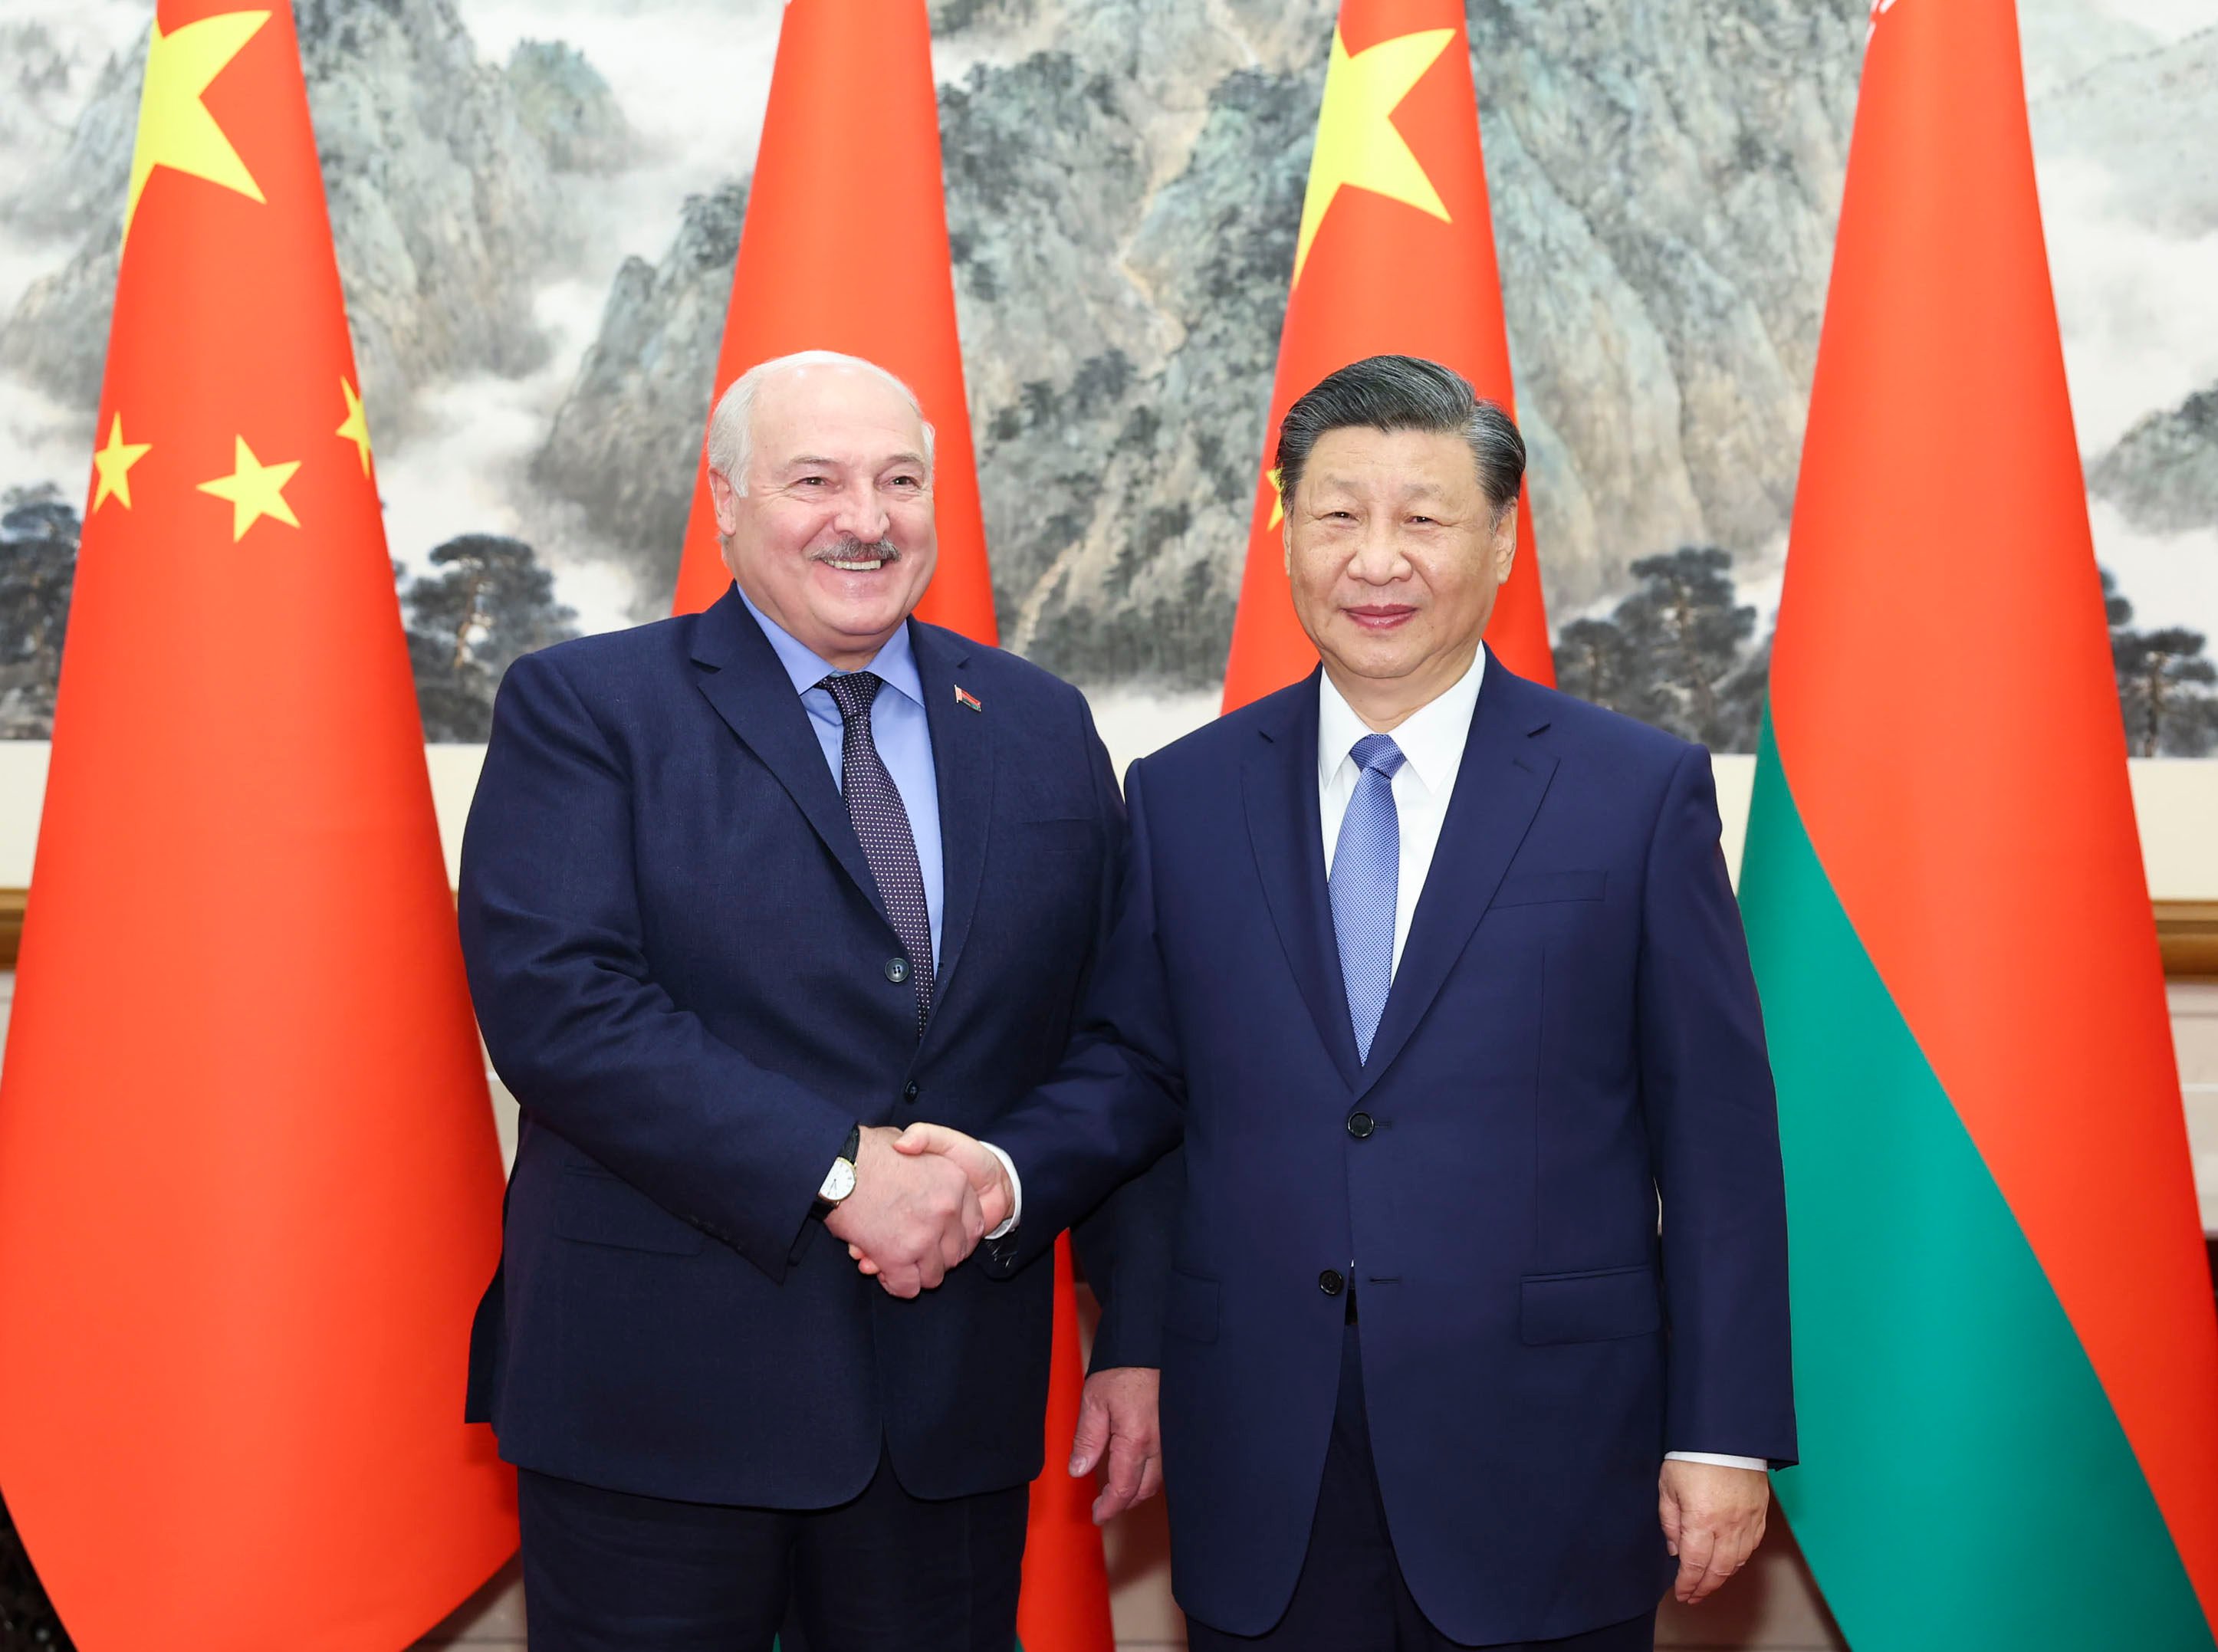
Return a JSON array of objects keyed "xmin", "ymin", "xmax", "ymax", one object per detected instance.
[{"xmin": 1329, "ymin": 732, "xmax": 1407, "ymax": 1063}]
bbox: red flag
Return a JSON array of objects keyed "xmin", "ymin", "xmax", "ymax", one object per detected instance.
[
  {"xmin": 669, "ymin": 0, "xmax": 995, "ymax": 640},
  {"xmin": 1740, "ymin": 0, "xmax": 2218, "ymax": 1641},
  {"xmin": 1221, "ymin": 0, "xmax": 1551, "ymax": 711},
  {"xmin": 0, "ymin": 5, "xmax": 514, "ymax": 1644},
  {"xmin": 1015, "ymin": 1237, "xmax": 1119, "ymax": 1652}
]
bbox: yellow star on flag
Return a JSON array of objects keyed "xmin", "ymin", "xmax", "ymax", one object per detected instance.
[
  {"xmin": 336, "ymin": 378, "xmax": 373, "ymax": 475},
  {"xmin": 197, "ymin": 436, "xmax": 301, "ymax": 541},
  {"xmin": 124, "ymin": 10, "xmax": 272, "ymax": 241},
  {"xmin": 91, "ymin": 414, "xmax": 153, "ymax": 513},
  {"xmin": 1267, "ymin": 465, "xmax": 1286, "ymax": 530},
  {"xmin": 1291, "ymin": 25, "xmax": 1457, "ymax": 287}
]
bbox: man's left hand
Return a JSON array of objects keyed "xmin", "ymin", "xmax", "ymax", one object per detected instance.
[
  {"xmin": 1070, "ymin": 1365, "xmax": 1162, "ymax": 1526},
  {"xmin": 1658, "ymin": 1459, "xmax": 1769, "ymax": 1605}
]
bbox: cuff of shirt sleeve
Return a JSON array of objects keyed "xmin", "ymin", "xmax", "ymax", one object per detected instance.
[
  {"xmin": 981, "ymin": 1143, "xmax": 1021, "ymax": 1242},
  {"xmin": 1665, "ymin": 1450, "xmax": 1769, "ymax": 1471}
]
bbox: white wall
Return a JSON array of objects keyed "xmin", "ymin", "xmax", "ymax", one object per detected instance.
[{"xmin": 4, "ymin": 735, "xmax": 2213, "ymax": 898}]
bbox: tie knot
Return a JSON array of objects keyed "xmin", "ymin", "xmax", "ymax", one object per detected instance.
[
  {"xmin": 820, "ymin": 670, "xmax": 884, "ymax": 722},
  {"xmin": 1350, "ymin": 732, "xmax": 1405, "ymax": 780}
]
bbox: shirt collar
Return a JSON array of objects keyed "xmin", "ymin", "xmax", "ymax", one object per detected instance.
[
  {"xmin": 1316, "ymin": 646, "xmax": 1487, "ymax": 795},
  {"xmin": 738, "ymin": 585, "xmax": 925, "ymax": 711}
]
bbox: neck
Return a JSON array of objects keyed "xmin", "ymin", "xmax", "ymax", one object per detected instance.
[
  {"xmin": 733, "ymin": 576, "xmax": 898, "ymax": 672},
  {"xmin": 1324, "ymin": 642, "xmax": 1480, "ymax": 734}
]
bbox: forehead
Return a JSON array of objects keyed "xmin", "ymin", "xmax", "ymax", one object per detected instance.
[
  {"xmin": 1303, "ymin": 425, "xmax": 1476, "ymax": 494},
  {"xmin": 751, "ymin": 368, "xmax": 924, "ymax": 463}
]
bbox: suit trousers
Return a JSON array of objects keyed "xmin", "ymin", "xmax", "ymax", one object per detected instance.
[
  {"xmin": 517, "ymin": 1450, "xmax": 1028, "ymax": 1652},
  {"xmin": 1184, "ymin": 1313, "xmax": 1656, "ymax": 1652}
]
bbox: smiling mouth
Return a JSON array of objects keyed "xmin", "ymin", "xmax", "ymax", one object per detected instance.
[
  {"xmin": 1346, "ymin": 605, "xmax": 1417, "ymax": 629},
  {"xmin": 813, "ymin": 537, "xmax": 902, "ymax": 576}
]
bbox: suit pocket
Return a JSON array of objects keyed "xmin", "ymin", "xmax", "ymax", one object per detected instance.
[
  {"xmin": 1520, "ymin": 1263, "xmax": 1660, "ymax": 1345},
  {"xmin": 1018, "ymin": 816, "xmax": 1099, "ymax": 854},
  {"xmin": 1492, "ymin": 869, "xmax": 1607, "ymax": 908},
  {"xmin": 555, "ymin": 1168, "xmax": 705, "ymax": 1256},
  {"xmin": 1162, "ymin": 1268, "xmax": 1221, "ymax": 1345}
]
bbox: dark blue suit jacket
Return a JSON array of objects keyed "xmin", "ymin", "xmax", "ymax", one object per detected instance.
[
  {"xmin": 986, "ymin": 655, "xmax": 1796, "ymax": 1642},
  {"xmin": 458, "ymin": 587, "xmax": 1173, "ymax": 1507}
]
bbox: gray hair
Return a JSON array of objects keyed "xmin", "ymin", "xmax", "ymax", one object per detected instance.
[
  {"xmin": 705, "ymin": 350, "xmax": 937, "ymax": 494},
  {"xmin": 1275, "ymin": 354, "xmax": 1524, "ymax": 521}
]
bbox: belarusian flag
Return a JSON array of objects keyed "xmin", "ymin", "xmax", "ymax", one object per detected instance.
[
  {"xmin": 668, "ymin": 0, "xmax": 995, "ymax": 642},
  {"xmin": 1738, "ymin": 0, "xmax": 2218, "ymax": 1644},
  {"xmin": 1220, "ymin": 0, "xmax": 1550, "ymax": 711},
  {"xmin": 0, "ymin": 4, "xmax": 515, "ymax": 1644}
]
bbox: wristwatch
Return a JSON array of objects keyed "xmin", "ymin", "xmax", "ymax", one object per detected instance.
[{"xmin": 814, "ymin": 1125, "xmax": 863, "ymax": 1217}]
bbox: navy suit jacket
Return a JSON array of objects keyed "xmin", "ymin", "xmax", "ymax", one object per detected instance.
[
  {"xmin": 985, "ymin": 655, "xmax": 1796, "ymax": 1642},
  {"xmin": 458, "ymin": 587, "xmax": 1174, "ymax": 1507}
]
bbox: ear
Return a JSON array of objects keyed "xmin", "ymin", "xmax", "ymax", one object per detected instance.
[
  {"xmin": 1490, "ymin": 499, "xmax": 1518, "ymax": 582},
  {"xmin": 706, "ymin": 466, "xmax": 742, "ymax": 540}
]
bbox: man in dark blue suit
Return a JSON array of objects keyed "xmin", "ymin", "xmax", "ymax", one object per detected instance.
[
  {"xmin": 890, "ymin": 356, "xmax": 1796, "ymax": 1650},
  {"xmin": 458, "ymin": 351, "xmax": 1172, "ymax": 1650}
]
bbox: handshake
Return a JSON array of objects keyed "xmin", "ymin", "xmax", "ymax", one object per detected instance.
[{"xmin": 823, "ymin": 1123, "xmax": 1016, "ymax": 1298}]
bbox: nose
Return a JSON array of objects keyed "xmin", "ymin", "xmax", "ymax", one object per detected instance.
[
  {"xmin": 831, "ymin": 479, "xmax": 890, "ymax": 544},
  {"xmin": 1347, "ymin": 523, "xmax": 1408, "ymax": 586}
]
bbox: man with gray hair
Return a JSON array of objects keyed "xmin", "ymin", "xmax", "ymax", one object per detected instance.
[
  {"xmin": 887, "ymin": 355, "xmax": 1796, "ymax": 1649},
  {"xmin": 458, "ymin": 350, "xmax": 1175, "ymax": 1649}
]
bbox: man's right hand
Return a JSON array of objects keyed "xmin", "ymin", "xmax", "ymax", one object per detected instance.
[
  {"xmin": 822, "ymin": 1125, "xmax": 984, "ymax": 1299},
  {"xmin": 843, "ymin": 1123, "xmax": 1017, "ymax": 1293}
]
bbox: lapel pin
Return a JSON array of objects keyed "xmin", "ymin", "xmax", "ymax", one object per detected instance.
[{"xmin": 954, "ymin": 684, "xmax": 982, "ymax": 713}]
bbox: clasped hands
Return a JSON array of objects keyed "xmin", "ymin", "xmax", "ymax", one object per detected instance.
[{"xmin": 823, "ymin": 1123, "xmax": 1013, "ymax": 1299}]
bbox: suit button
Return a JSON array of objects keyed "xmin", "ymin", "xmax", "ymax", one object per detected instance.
[
  {"xmin": 885, "ymin": 957, "xmax": 911, "ymax": 984},
  {"xmin": 1346, "ymin": 1111, "xmax": 1375, "ymax": 1139},
  {"xmin": 1319, "ymin": 1269, "xmax": 1346, "ymax": 1297},
  {"xmin": 903, "ymin": 1082, "xmax": 920, "ymax": 1104}
]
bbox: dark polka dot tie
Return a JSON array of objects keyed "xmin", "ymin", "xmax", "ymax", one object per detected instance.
[{"xmin": 820, "ymin": 671, "xmax": 934, "ymax": 1036}]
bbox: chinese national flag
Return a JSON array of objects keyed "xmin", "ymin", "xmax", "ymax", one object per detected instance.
[
  {"xmin": 669, "ymin": 0, "xmax": 996, "ymax": 642},
  {"xmin": 0, "ymin": 5, "xmax": 515, "ymax": 1646},
  {"xmin": 1221, "ymin": 0, "xmax": 1551, "ymax": 711},
  {"xmin": 1014, "ymin": 1237, "xmax": 1119, "ymax": 1652}
]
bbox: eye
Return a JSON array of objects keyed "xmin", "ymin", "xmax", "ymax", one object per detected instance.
[
  {"xmin": 1408, "ymin": 514, "xmax": 1436, "ymax": 526},
  {"xmin": 795, "ymin": 475, "xmax": 827, "ymax": 488},
  {"xmin": 887, "ymin": 474, "xmax": 922, "ymax": 490}
]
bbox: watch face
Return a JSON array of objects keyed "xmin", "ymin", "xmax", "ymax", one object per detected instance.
[{"xmin": 821, "ymin": 1157, "xmax": 857, "ymax": 1204}]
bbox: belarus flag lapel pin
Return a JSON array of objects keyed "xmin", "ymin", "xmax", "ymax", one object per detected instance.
[{"xmin": 955, "ymin": 684, "xmax": 983, "ymax": 713}]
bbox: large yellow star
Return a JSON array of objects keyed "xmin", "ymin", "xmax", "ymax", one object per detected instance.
[
  {"xmin": 1292, "ymin": 26, "xmax": 1457, "ymax": 288},
  {"xmin": 336, "ymin": 378, "xmax": 373, "ymax": 475},
  {"xmin": 91, "ymin": 414, "xmax": 153, "ymax": 512},
  {"xmin": 197, "ymin": 436, "xmax": 301, "ymax": 541},
  {"xmin": 1266, "ymin": 465, "xmax": 1286, "ymax": 530},
  {"xmin": 124, "ymin": 10, "xmax": 271, "ymax": 241}
]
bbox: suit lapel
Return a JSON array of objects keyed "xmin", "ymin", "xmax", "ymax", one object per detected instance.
[
  {"xmin": 1244, "ymin": 675, "xmax": 1363, "ymax": 1090},
  {"xmin": 911, "ymin": 621, "xmax": 994, "ymax": 1005},
  {"xmin": 1355, "ymin": 654, "xmax": 1558, "ymax": 1098},
  {"xmin": 689, "ymin": 588, "xmax": 888, "ymax": 925}
]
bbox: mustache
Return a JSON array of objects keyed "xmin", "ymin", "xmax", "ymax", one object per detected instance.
[{"xmin": 809, "ymin": 537, "xmax": 903, "ymax": 565}]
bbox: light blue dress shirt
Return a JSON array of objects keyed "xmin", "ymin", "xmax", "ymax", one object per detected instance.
[{"xmin": 738, "ymin": 588, "xmax": 945, "ymax": 966}]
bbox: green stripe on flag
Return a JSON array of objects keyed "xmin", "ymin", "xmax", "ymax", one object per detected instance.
[{"xmin": 1740, "ymin": 715, "xmax": 2210, "ymax": 1651}]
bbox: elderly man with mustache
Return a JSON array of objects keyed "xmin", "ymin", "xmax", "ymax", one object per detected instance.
[{"xmin": 457, "ymin": 351, "xmax": 1176, "ymax": 1651}]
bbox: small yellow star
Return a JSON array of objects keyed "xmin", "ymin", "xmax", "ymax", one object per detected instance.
[
  {"xmin": 91, "ymin": 414, "xmax": 153, "ymax": 512},
  {"xmin": 1293, "ymin": 26, "xmax": 1457, "ymax": 287},
  {"xmin": 336, "ymin": 378, "xmax": 373, "ymax": 475},
  {"xmin": 196, "ymin": 436, "xmax": 301, "ymax": 541},
  {"xmin": 125, "ymin": 10, "xmax": 271, "ymax": 242},
  {"xmin": 1267, "ymin": 465, "xmax": 1286, "ymax": 530}
]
